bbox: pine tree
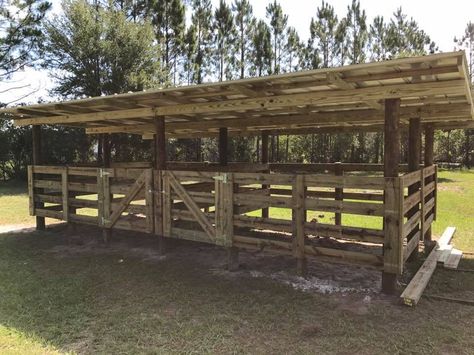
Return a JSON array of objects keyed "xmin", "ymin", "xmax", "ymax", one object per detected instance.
[
  {"xmin": 386, "ymin": 8, "xmax": 436, "ymax": 58},
  {"xmin": 345, "ymin": 0, "xmax": 368, "ymax": 65},
  {"xmin": 251, "ymin": 19, "xmax": 272, "ymax": 77},
  {"xmin": 189, "ymin": 0, "xmax": 212, "ymax": 84},
  {"xmin": 285, "ymin": 26, "xmax": 302, "ymax": 72},
  {"xmin": 308, "ymin": 1, "xmax": 338, "ymax": 69},
  {"xmin": 266, "ymin": 0, "xmax": 288, "ymax": 74},
  {"xmin": 213, "ymin": 0, "xmax": 235, "ymax": 81},
  {"xmin": 150, "ymin": 0, "xmax": 186, "ymax": 86},
  {"xmin": 232, "ymin": 0, "xmax": 254, "ymax": 79},
  {"xmin": 369, "ymin": 16, "xmax": 388, "ymax": 61}
]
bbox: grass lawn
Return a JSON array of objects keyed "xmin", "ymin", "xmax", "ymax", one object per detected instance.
[{"xmin": 0, "ymin": 170, "xmax": 473, "ymax": 354}]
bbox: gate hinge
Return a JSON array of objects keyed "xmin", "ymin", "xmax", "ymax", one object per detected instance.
[{"xmin": 213, "ymin": 173, "xmax": 228, "ymax": 183}]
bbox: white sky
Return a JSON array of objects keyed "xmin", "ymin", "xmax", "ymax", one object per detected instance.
[{"xmin": 1, "ymin": 0, "xmax": 473, "ymax": 106}]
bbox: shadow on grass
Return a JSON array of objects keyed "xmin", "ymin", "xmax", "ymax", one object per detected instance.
[
  {"xmin": 0, "ymin": 225, "xmax": 474, "ymax": 353},
  {"xmin": 437, "ymin": 177, "xmax": 456, "ymax": 183}
]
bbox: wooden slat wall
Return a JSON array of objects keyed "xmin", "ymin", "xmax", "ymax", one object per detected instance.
[{"xmin": 27, "ymin": 163, "xmax": 438, "ymax": 273}]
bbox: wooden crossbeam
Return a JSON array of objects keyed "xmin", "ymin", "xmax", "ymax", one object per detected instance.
[{"xmin": 14, "ymin": 80, "xmax": 467, "ymax": 126}]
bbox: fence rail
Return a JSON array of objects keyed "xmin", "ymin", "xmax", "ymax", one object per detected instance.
[{"xmin": 28, "ymin": 163, "xmax": 437, "ymax": 274}]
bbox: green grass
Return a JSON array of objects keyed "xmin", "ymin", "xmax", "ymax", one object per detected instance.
[{"xmin": 0, "ymin": 170, "xmax": 473, "ymax": 353}]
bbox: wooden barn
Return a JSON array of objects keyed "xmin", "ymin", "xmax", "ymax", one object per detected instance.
[{"xmin": 2, "ymin": 51, "xmax": 473, "ymax": 294}]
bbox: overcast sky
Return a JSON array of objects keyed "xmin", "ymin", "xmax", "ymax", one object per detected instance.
[{"xmin": 1, "ymin": 0, "xmax": 473, "ymax": 105}]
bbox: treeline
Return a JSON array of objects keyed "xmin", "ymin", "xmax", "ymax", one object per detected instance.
[{"xmin": 1, "ymin": 0, "xmax": 473, "ymax": 180}]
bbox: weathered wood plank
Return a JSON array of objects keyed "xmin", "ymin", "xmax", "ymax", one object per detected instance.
[
  {"xmin": 167, "ymin": 171, "xmax": 215, "ymax": 241},
  {"xmin": 61, "ymin": 168, "xmax": 69, "ymax": 221}
]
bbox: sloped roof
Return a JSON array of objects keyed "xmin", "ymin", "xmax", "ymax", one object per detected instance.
[{"xmin": 2, "ymin": 51, "xmax": 473, "ymax": 138}]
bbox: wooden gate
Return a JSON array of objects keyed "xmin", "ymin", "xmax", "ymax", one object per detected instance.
[
  {"xmin": 160, "ymin": 170, "xmax": 233, "ymax": 247},
  {"xmin": 98, "ymin": 168, "xmax": 155, "ymax": 234}
]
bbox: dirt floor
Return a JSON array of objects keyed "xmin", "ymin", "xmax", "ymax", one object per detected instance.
[{"xmin": 0, "ymin": 223, "xmax": 473, "ymax": 354}]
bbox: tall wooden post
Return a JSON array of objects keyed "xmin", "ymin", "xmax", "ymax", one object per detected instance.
[
  {"xmin": 261, "ymin": 131, "xmax": 269, "ymax": 218},
  {"xmin": 218, "ymin": 128, "xmax": 228, "ymax": 166},
  {"xmin": 424, "ymin": 124, "xmax": 434, "ymax": 243},
  {"xmin": 101, "ymin": 133, "xmax": 112, "ymax": 243},
  {"xmin": 406, "ymin": 117, "xmax": 421, "ymax": 260},
  {"xmin": 154, "ymin": 117, "xmax": 167, "ymax": 254},
  {"xmin": 32, "ymin": 125, "xmax": 45, "ymax": 230},
  {"xmin": 382, "ymin": 98, "xmax": 402, "ymax": 294},
  {"xmin": 219, "ymin": 127, "xmax": 238, "ymax": 270}
]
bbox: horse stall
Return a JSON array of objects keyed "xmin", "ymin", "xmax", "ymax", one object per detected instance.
[{"xmin": 3, "ymin": 51, "xmax": 473, "ymax": 294}]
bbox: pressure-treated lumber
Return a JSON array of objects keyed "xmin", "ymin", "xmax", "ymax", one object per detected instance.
[
  {"xmin": 32, "ymin": 125, "xmax": 45, "ymax": 230},
  {"xmin": 382, "ymin": 98, "xmax": 402, "ymax": 294},
  {"xmin": 401, "ymin": 226, "xmax": 457, "ymax": 306}
]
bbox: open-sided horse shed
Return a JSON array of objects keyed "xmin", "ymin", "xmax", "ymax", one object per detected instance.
[{"xmin": 3, "ymin": 51, "xmax": 474, "ymax": 294}]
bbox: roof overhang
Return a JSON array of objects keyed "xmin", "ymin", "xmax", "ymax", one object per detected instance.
[{"xmin": 2, "ymin": 51, "xmax": 473, "ymax": 138}]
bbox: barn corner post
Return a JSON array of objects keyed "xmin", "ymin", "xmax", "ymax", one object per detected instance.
[
  {"xmin": 154, "ymin": 116, "xmax": 167, "ymax": 254},
  {"xmin": 32, "ymin": 124, "xmax": 45, "ymax": 230},
  {"xmin": 382, "ymin": 98, "xmax": 403, "ymax": 295},
  {"xmin": 218, "ymin": 127, "xmax": 238, "ymax": 270},
  {"xmin": 424, "ymin": 124, "xmax": 435, "ymax": 245},
  {"xmin": 406, "ymin": 117, "xmax": 422, "ymax": 261}
]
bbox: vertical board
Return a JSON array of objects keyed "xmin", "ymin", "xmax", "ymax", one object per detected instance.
[
  {"xmin": 420, "ymin": 169, "xmax": 425, "ymax": 241},
  {"xmin": 28, "ymin": 166, "xmax": 34, "ymax": 216},
  {"xmin": 97, "ymin": 168, "xmax": 104, "ymax": 227},
  {"xmin": 293, "ymin": 175, "xmax": 306, "ymax": 260},
  {"xmin": 145, "ymin": 169, "xmax": 154, "ymax": 233},
  {"xmin": 215, "ymin": 173, "xmax": 234, "ymax": 247},
  {"xmin": 62, "ymin": 167, "xmax": 69, "ymax": 221},
  {"xmin": 154, "ymin": 170, "xmax": 163, "ymax": 236},
  {"xmin": 162, "ymin": 172, "xmax": 172, "ymax": 237},
  {"xmin": 103, "ymin": 170, "xmax": 111, "ymax": 225},
  {"xmin": 384, "ymin": 177, "xmax": 403, "ymax": 274},
  {"xmin": 334, "ymin": 162, "xmax": 343, "ymax": 225}
]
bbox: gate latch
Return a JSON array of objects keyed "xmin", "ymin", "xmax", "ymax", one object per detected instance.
[{"xmin": 213, "ymin": 173, "xmax": 228, "ymax": 183}]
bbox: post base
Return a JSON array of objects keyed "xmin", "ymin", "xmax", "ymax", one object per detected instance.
[
  {"xmin": 381, "ymin": 272, "xmax": 398, "ymax": 294},
  {"xmin": 36, "ymin": 216, "xmax": 45, "ymax": 231},
  {"xmin": 227, "ymin": 247, "xmax": 239, "ymax": 271},
  {"xmin": 102, "ymin": 229, "xmax": 111, "ymax": 244},
  {"xmin": 296, "ymin": 258, "xmax": 307, "ymax": 276}
]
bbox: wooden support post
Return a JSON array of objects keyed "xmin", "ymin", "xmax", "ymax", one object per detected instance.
[
  {"xmin": 102, "ymin": 133, "xmax": 111, "ymax": 168},
  {"xmin": 293, "ymin": 175, "xmax": 307, "ymax": 276},
  {"xmin": 32, "ymin": 125, "xmax": 45, "ymax": 230},
  {"xmin": 218, "ymin": 127, "xmax": 238, "ymax": 269},
  {"xmin": 424, "ymin": 124, "xmax": 434, "ymax": 243},
  {"xmin": 218, "ymin": 127, "xmax": 228, "ymax": 166},
  {"xmin": 334, "ymin": 162, "xmax": 343, "ymax": 226},
  {"xmin": 407, "ymin": 117, "xmax": 421, "ymax": 261},
  {"xmin": 382, "ymin": 98, "xmax": 402, "ymax": 294},
  {"xmin": 155, "ymin": 117, "xmax": 167, "ymax": 254},
  {"xmin": 261, "ymin": 131, "xmax": 269, "ymax": 218}
]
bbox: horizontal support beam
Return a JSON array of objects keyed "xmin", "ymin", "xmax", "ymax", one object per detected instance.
[{"xmin": 14, "ymin": 79, "xmax": 468, "ymax": 126}]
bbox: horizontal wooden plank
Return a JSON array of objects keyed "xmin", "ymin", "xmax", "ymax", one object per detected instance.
[
  {"xmin": 403, "ymin": 191, "xmax": 420, "ymax": 213},
  {"xmin": 171, "ymin": 227, "xmax": 215, "ymax": 243},
  {"xmin": 304, "ymin": 244, "xmax": 383, "ymax": 267},
  {"xmin": 401, "ymin": 170, "xmax": 421, "ymax": 187},
  {"xmin": 403, "ymin": 211, "xmax": 421, "ymax": 238},
  {"xmin": 403, "ymin": 231, "xmax": 421, "ymax": 262},
  {"xmin": 233, "ymin": 172, "xmax": 295, "ymax": 185},
  {"xmin": 32, "ymin": 165, "xmax": 64, "ymax": 174},
  {"xmin": 233, "ymin": 215, "xmax": 292, "ymax": 232},
  {"xmin": 305, "ymin": 175, "xmax": 386, "ymax": 189},
  {"xmin": 69, "ymin": 214, "xmax": 99, "ymax": 225},
  {"xmin": 234, "ymin": 194, "xmax": 292, "ymax": 208},
  {"xmin": 305, "ymin": 222, "xmax": 384, "ymax": 244},
  {"xmin": 305, "ymin": 198, "xmax": 384, "ymax": 216},
  {"xmin": 35, "ymin": 208, "xmax": 63, "ymax": 220}
]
